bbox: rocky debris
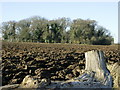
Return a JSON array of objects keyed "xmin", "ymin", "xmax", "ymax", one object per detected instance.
[
  {"xmin": 19, "ymin": 75, "xmax": 51, "ymax": 89},
  {"xmin": 57, "ymin": 72, "xmax": 110, "ymax": 88},
  {"xmin": 0, "ymin": 84, "xmax": 19, "ymax": 90},
  {"xmin": 107, "ymin": 63, "xmax": 120, "ymax": 88},
  {"xmin": 20, "ymin": 75, "xmax": 39, "ymax": 88},
  {"xmin": 39, "ymin": 78, "xmax": 51, "ymax": 88}
]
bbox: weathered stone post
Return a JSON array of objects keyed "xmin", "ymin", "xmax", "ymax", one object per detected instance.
[{"xmin": 85, "ymin": 50, "xmax": 112, "ymax": 87}]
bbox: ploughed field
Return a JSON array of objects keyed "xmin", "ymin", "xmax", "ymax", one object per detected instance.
[{"xmin": 1, "ymin": 42, "xmax": 120, "ymax": 86}]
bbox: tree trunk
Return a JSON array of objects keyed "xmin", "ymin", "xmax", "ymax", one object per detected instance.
[{"xmin": 85, "ymin": 50, "xmax": 112, "ymax": 86}]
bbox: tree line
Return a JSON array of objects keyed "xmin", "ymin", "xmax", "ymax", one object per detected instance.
[{"xmin": 1, "ymin": 16, "xmax": 114, "ymax": 45}]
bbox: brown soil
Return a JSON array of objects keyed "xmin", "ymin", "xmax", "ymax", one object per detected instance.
[{"xmin": 1, "ymin": 42, "xmax": 120, "ymax": 86}]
